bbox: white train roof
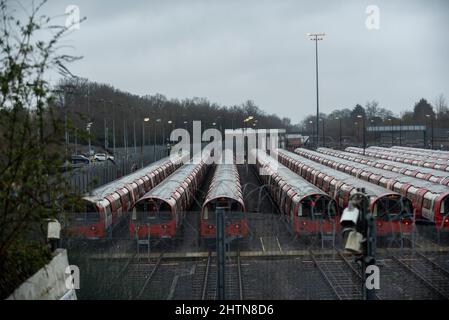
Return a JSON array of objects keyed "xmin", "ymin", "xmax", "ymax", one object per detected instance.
[
  {"xmin": 391, "ymin": 146, "xmax": 449, "ymax": 157},
  {"xmin": 254, "ymin": 150, "xmax": 330, "ymax": 199},
  {"xmin": 346, "ymin": 147, "xmax": 449, "ymax": 165},
  {"xmin": 296, "ymin": 148, "xmax": 449, "ymax": 194},
  {"xmin": 278, "ymin": 149, "xmax": 400, "ymax": 198},
  {"xmin": 138, "ymin": 151, "xmax": 210, "ymax": 202},
  {"xmin": 368, "ymin": 146, "xmax": 449, "ymax": 162},
  {"xmin": 203, "ymin": 164, "xmax": 243, "ymax": 207},
  {"xmin": 319, "ymin": 148, "xmax": 449, "ymax": 179},
  {"xmin": 83, "ymin": 152, "xmax": 187, "ymax": 202}
]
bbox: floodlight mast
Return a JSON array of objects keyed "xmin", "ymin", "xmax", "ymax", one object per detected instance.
[{"xmin": 307, "ymin": 32, "xmax": 326, "ymax": 148}]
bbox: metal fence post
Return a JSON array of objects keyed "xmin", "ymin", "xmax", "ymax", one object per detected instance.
[{"xmin": 216, "ymin": 207, "xmax": 225, "ymax": 300}]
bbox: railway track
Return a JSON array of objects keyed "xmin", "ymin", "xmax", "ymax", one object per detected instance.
[
  {"xmin": 309, "ymin": 250, "xmax": 364, "ymax": 300},
  {"xmin": 389, "ymin": 251, "xmax": 449, "ymax": 299},
  {"xmin": 201, "ymin": 250, "xmax": 244, "ymax": 300},
  {"xmin": 134, "ymin": 252, "xmax": 165, "ymax": 299}
]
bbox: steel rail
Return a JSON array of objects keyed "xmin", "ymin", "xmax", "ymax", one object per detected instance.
[
  {"xmin": 309, "ymin": 250, "xmax": 343, "ymax": 300},
  {"xmin": 201, "ymin": 251, "xmax": 212, "ymax": 300},
  {"xmin": 136, "ymin": 251, "xmax": 164, "ymax": 299}
]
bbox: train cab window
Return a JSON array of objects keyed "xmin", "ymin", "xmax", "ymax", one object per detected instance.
[
  {"xmin": 374, "ymin": 196, "xmax": 412, "ymax": 221},
  {"xmin": 423, "ymin": 198, "xmax": 431, "ymax": 210},
  {"xmin": 73, "ymin": 203, "xmax": 100, "ymax": 224},
  {"xmin": 231, "ymin": 201, "xmax": 241, "ymax": 212},
  {"xmin": 441, "ymin": 197, "xmax": 448, "ymax": 214},
  {"xmin": 216, "ymin": 199, "xmax": 231, "ymax": 210},
  {"xmin": 158, "ymin": 202, "xmax": 172, "ymax": 220},
  {"xmin": 134, "ymin": 201, "xmax": 157, "ymax": 222},
  {"xmin": 312, "ymin": 197, "xmax": 326, "ymax": 220},
  {"xmin": 298, "ymin": 200, "xmax": 312, "ymax": 217},
  {"xmin": 203, "ymin": 206, "xmax": 211, "ymax": 220}
]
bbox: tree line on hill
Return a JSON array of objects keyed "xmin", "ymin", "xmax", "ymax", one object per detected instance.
[
  {"xmin": 300, "ymin": 96, "xmax": 448, "ymax": 142},
  {"xmin": 53, "ymin": 78, "xmax": 295, "ymax": 154}
]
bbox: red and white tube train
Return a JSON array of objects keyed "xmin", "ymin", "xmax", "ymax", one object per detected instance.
[
  {"xmin": 295, "ymin": 148, "xmax": 449, "ymax": 230},
  {"xmin": 391, "ymin": 146, "xmax": 449, "ymax": 159},
  {"xmin": 276, "ymin": 149, "xmax": 414, "ymax": 236},
  {"xmin": 369, "ymin": 146, "xmax": 449, "ymax": 162},
  {"xmin": 130, "ymin": 152, "xmax": 210, "ymax": 240},
  {"xmin": 65, "ymin": 152, "xmax": 188, "ymax": 239},
  {"xmin": 253, "ymin": 150, "xmax": 339, "ymax": 236},
  {"xmin": 346, "ymin": 147, "xmax": 449, "ymax": 173},
  {"xmin": 318, "ymin": 148, "xmax": 449, "ymax": 187},
  {"xmin": 200, "ymin": 163, "xmax": 247, "ymax": 243}
]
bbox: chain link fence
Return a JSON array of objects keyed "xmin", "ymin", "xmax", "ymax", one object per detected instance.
[{"xmin": 62, "ymin": 164, "xmax": 449, "ymax": 300}]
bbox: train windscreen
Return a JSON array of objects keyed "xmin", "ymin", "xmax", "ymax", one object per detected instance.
[
  {"xmin": 134, "ymin": 200, "xmax": 172, "ymax": 222},
  {"xmin": 72, "ymin": 202, "xmax": 100, "ymax": 224},
  {"xmin": 299, "ymin": 196, "xmax": 337, "ymax": 220},
  {"xmin": 441, "ymin": 196, "xmax": 449, "ymax": 215},
  {"xmin": 202, "ymin": 199, "xmax": 244, "ymax": 220},
  {"xmin": 373, "ymin": 195, "xmax": 413, "ymax": 221}
]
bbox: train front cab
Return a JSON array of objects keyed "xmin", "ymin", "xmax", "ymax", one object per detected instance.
[
  {"xmin": 291, "ymin": 193, "xmax": 339, "ymax": 237},
  {"xmin": 432, "ymin": 193, "xmax": 449, "ymax": 242},
  {"xmin": 200, "ymin": 197, "xmax": 247, "ymax": 244},
  {"xmin": 371, "ymin": 194, "xmax": 414, "ymax": 242},
  {"xmin": 65, "ymin": 199, "xmax": 112, "ymax": 239},
  {"xmin": 130, "ymin": 198, "xmax": 178, "ymax": 240}
]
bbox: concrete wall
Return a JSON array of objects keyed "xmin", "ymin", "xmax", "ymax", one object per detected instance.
[{"xmin": 7, "ymin": 249, "xmax": 77, "ymax": 300}]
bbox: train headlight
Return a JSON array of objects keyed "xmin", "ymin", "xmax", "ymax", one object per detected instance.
[
  {"xmin": 91, "ymin": 226, "xmax": 96, "ymax": 231},
  {"xmin": 208, "ymin": 225, "xmax": 214, "ymax": 230},
  {"xmin": 235, "ymin": 224, "xmax": 240, "ymax": 229},
  {"xmin": 162, "ymin": 224, "xmax": 168, "ymax": 229}
]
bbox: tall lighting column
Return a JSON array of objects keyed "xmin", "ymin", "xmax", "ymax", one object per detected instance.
[{"xmin": 307, "ymin": 32, "xmax": 326, "ymax": 148}]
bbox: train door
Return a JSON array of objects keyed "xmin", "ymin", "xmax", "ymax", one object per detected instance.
[
  {"xmin": 101, "ymin": 202, "xmax": 113, "ymax": 234},
  {"xmin": 290, "ymin": 195, "xmax": 298, "ymax": 226}
]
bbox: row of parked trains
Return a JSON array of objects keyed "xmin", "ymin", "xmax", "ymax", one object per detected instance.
[
  {"xmin": 346, "ymin": 146, "xmax": 449, "ymax": 172},
  {"xmin": 64, "ymin": 145, "xmax": 449, "ymax": 243},
  {"xmin": 294, "ymin": 147, "xmax": 449, "ymax": 230},
  {"xmin": 66, "ymin": 150, "xmax": 249, "ymax": 242}
]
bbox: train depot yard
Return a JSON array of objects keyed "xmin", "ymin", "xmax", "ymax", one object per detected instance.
[
  {"xmin": 2, "ymin": 2, "xmax": 449, "ymax": 311},
  {"xmin": 64, "ymin": 146, "xmax": 449, "ymax": 300}
]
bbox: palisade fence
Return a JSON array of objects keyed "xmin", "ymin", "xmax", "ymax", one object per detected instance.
[
  {"xmin": 66, "ymin": 145, "xmax": 168, "ymax": 194},
  {"xmin": 63, "ymin": 218, "xmax": 449, "ymax": 300}
]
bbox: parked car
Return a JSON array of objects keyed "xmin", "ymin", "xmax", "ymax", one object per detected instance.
[
  {"xmin": 94, "ymin": 153, "xmax": 107, "ymax": 161},
  {"xmin": 71, "ymin": 154, "xmax": 90, "ymax": 165}
]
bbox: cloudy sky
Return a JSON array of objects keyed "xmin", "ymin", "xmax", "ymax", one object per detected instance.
[{"xmin": 39, "ymin": 0, "xmax": 449, "ymax": 123}]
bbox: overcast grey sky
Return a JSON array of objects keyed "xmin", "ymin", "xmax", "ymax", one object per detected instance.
[{"xmin": 42, "ymin": 0, "xmax": 449, "ymax": 123}]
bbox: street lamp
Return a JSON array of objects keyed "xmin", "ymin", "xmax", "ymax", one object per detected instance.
[
  {"xmin": 307, "ymin": 32, "xmax": 326, "ymax": 148},
  {"xmin": 426, "ymin": 114, "xmax": 434, "ymax": 149},
  {"xmin": 357, "ymin": 114, "xmax": 366, "ymax": 155},
  {"xmin": 98, "ymin": 99, "xmax": 108, "ymax": 151},
  {"xmin": 309, "ymin": 120, "xmax": 314, "ymax": 146},
  {"xmin": 167, "ymin": 120, "xmax": 173, "ymax": 150},
  {"xmin": 336, "ymin": 117, "xmax": 342, "ymax": 148},
  {"xmin": 319, "ymin": 118, "xmax": 325, "ymax": 147},
  {"xmin": 141, "ymin": 117, "xmax": 150, "ymax": 167},
  {"xmin": 86, "ymin": 122, "xmax": 93, "ymax": 163},
  {"xmin": 387, "ymin": 118, "xmax": 393, "ymax": 146},
  {"xmin": 154, "ymin": 118, "xmax": 161, "ymax": 161}
]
